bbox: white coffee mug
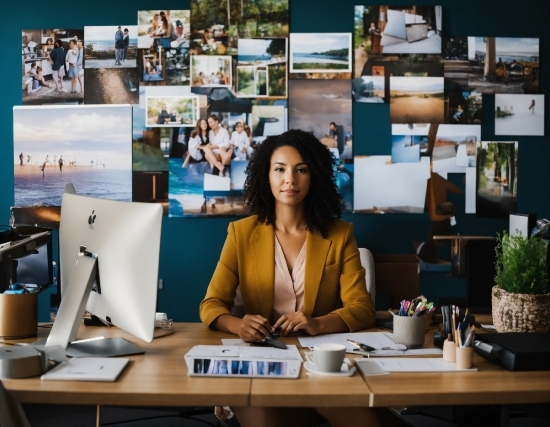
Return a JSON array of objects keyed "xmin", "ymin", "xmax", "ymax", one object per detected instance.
[{"xmin": 306, "ymin": 343, "xmax": 346, "ymax": 372}]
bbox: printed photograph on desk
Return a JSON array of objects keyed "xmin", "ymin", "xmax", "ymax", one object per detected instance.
[
  {"xmin": 476, "ymin": 141, "xmax": 518, "ymax": 218},
  {"xmin": 389, "ymin": 76, "xmax": 444, "ymax": 123},
  {"xmin": 289, "ymin": 79, "xmax": 353, "ymax": 211},
  {"xmin": 353, "ymin": 5, "xmax": 442, "ymax": 77},
  {"xmin": 21, "ymin": 29, "xmax": 85, "ymax": 105},
  {"xmin": 138, "ymin": 10, "xmax": 190, "ymax": 50},
  {"xmin": 190, "ymin": 55, "xmax": 233, "ymax": 87},
  {"xmin": 236, "ymin": 38, "xmax": 287, "ymax": 98},
  {"xmin": 443, "ymin": 37, "xmax": 539, "ymax": 95},
  {"xmin": 84, "ymin": 26, "xmax": 138, "ymax": 69},
  {"xmin": 353, "ymin": 155, "xmax": 430, "ymax": 214},
  {"xmin": 13, "ymin": 105, "xmax": 133, "ymax": 207},
  {"xmin": 495, "ymin": 94, "xmax": 544, "ymax": 136},
  {"xmin": 289, "ymin": 33, "xmax": 351, "ymax": 78},
  {"xmin": 83, "ymin": 68, "xmax": 139, "ymax": 104}
]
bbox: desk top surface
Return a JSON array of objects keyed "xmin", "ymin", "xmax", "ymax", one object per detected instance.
[{"xmin": 2, "ymin": 321, "xmax": 550, "ymax": 408}]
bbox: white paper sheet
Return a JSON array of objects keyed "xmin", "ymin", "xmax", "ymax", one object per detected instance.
[
  {"xmin": 297, "ymin": 332, "xmax": 406, "ymax": 351},
  {"xmin": 356, "ymin": 358, "xmax": 477, "ymax": 373},
  {"xmin": 186, "ymin": 345, "xmax": 302, "ymax": 361},
  {"xmin": 352, "ymin": 348, "xmax": 443, "ymax": 357}
]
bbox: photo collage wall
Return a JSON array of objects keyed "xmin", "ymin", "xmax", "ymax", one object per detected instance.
[{"xmin": 15, "ymin": 3, "xmax": 543, "ymax": 219}]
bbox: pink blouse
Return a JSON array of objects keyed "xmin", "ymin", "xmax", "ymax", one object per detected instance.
[{"xmin": 270, "ymin": 236, "xmax": 306, "ymax": 325}]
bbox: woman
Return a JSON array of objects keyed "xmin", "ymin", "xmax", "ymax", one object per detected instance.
[
  {"xmin": 207, "ymin": 115, "xmax": 231, "ymax": 176},
  {"xmin": 183, "ymin": 119, "xmax": 225, "ymax": 172},
  {"xmin": 200, "ymin": 130, "xmax": 382, "ymax": 427},
  {"xmin": 151, "ymin": 14, "xmax": 160, "ymax": 35}
]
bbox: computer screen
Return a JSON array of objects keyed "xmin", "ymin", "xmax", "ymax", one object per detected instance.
[{"xmin": 46, "ymin": 193, "xmax": 163, "ymax": 351}]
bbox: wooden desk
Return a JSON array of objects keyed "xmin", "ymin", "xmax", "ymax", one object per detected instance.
[{"xmin": 2, "ymin": 323, "xmax": 550, "ymax": 409}]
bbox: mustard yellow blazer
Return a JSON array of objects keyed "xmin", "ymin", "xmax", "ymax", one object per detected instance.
[{"xmin": 199, "ymin": 216, "xmax": 375, "ymax": 332}]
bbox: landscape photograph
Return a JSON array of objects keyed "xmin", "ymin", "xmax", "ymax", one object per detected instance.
[
  {"xmin": 476, "ymin": 141, "xmax": 518, "ymax": 218},
  {"xmin": 13, "ymin": 105, "xmax": 133, "ymax": 207},
  {"xmin": 352, "ymin": 76, "xmax": 385, "ymax": 103},
  {"xmin": 83, "ymin": 68, "xmax": 139, "ymax": 104},
  {"xmin": 495, "ymin": 94, "xmax": 544, "ymax": 136},
  {"xmin": 444, "ymin": 37, "xmax": 539, "ymax": 95},
  {"xmin": 390, "ymin": 76, "xmax": 444, "ymax": 123},
  {"xmin": 289, "ymin": 33, "xmax": 351, "ymax": 73}
]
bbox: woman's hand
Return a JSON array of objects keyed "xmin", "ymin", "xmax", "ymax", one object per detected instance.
[
  {"xmin": 272, "ymin": 312, "xmax": 320, "ymax": 336},
  {"xmin": 237, "ymin": 314, "xmax": 272, "ymax": 342}
]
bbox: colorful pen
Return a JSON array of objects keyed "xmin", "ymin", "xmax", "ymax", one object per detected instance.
[{"xmin": 347, "ymin": 339, "xmax": 375, "ymax": 352}]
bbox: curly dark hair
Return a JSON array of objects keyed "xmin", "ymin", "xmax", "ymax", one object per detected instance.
[{"xmin": 242, "ymin": 129, "xmax": 344, "ymax": 237}]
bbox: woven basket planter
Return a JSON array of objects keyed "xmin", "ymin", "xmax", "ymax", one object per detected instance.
[{"xmin": 492, "ymin": 285, "xmax": 550, "ymax": 333}]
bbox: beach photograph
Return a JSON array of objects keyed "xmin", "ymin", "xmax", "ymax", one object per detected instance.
[
  {"xmin": 289, "ymin": 33, "xmax": 351, "ymax": 73},
  {"xmin": 13, "ymin": 105, "xmax": 132, "ymax": 207},
  {"xmin": 390, "ymin": 76, "xmax": 444, "ymax": 123},
  {"xmin": 495, "ymin": 94, "xmax": 544, "ymax": 136},
  {"xmin": 146, "ymin": 96, "xmax": 198, "ymax": 127},
  {"xmin": 84, "ymin": 26, "xmax": 138, "ymax": 68},
  {"xmin": 354, "ymin": 155, "xmax": 431, "ymax": 214},
  {"xmin": 476, "ymin": 141, "xmax": 518, "ymax": 218},
  {"xmin": 83, "ymin": 68, "xmax": 139, "ymax": 104},
  {"xmin": 138, "ymin": 10, "xmax": 190, "ymax": 49},
  {"xmin": 444, "ymin": 37, "xmax": 539, "ymax": 95},
  {"xmin": 190, "ymin": 55, "xmax": 232, "ymax": 87},
  {"xmin": 352, "ymin": 76, "xmax": 385, "ymax": 103},
  {"xmin": 22, "ymin": 29, "xmax": 85, "ymax": 105},
  {"xmin": 238, "ymin": 38, "xmax": 287, "ymax": 65},
  {"xmin": 354, "ymin": 6, "xmax": 442, "ymax": 77},
  {"xmin": 140, "ymin": 47, "xmax": 165, "ymax": 83}
]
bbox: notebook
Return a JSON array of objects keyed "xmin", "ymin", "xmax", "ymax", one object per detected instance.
[{"xmin": 41, "ymin": 357, "xmax": 130, "ymax": 381}]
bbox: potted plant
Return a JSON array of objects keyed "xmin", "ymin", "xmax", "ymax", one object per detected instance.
[{"xmin": 492, "ymin": 231, "xmax": 550, "ymax": 333}]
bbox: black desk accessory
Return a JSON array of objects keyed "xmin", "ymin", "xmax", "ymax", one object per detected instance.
[
  {"xmin": 251, "ymin": 336, "xmax": 287, "ymax": 349},
  {"xmin": 474, "ymin": 333, "xmax": 550, "ymax": 371}
]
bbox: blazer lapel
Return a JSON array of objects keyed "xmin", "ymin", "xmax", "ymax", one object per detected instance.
[
  {"xmin": 249, "ymin": 221, "xmax": 275, "ymax": 319},
  {"xmin": 303, "ymin": 230, "xmax": 331, "ymax": 316}
]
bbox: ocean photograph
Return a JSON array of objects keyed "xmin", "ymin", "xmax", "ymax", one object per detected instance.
[
  {"xmin": 14, "ymin": 105, "xmax": 133, "ymax": 206},
  {"xmin": 495, "ymin": 94, "xmax": 544, "ymax": 136},
  {"xmin": 238, "ymin": 38, "xmax": 287, "ymax": 65},
  {"xmin": 290, "ymin": 33, "xmax": 351, "ymax": 73}
]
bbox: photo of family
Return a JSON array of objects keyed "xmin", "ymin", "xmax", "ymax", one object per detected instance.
[
  {"xmin": 14, "ymin": 105, "xmax": 133, "ymax": 207},
  {"xmin": 83, "ymin": 68, "xmax": 139, "ymax": 104},
  {"xmin": 354, "ymin": 6, "xmax": 442, "ymax": 77},
  {"xmin": 138, "ymin": 10, "xmax": 190, "ymax": 49},
  {"xmin": 389, "ymin": 76, "xmax": 444, "ymax": 123},
  {"xmin": 146, "ymin": 96, "xmax": 199, "ymax": 127},
  {"xmin": 237, "ymin": 38, "xmax": 287, "ymax": 97},
  {"xmin": 22, "ymin": 29, "xmax": 85, "ymax": 104},
  {"xmin": 140, "ymin": 47, "xmax": 165, "ymax": 82},
  {"xmin": 84, "ymin": 26, "xmax": 138, "ymax": 68},
  {"xmin": 289, "ymin": 33, "xmax": 351, "ymax": 74},
  {"xmin": 476, "ymin": 141, "xmax": 518, "ymax": 218},
  {"xmin": 495, "ymin": 94, "xmax": 544, "ymax": 136},
  {"xmin": 444, "ymin": 37, "xmax": 539, "ymax": 95},
  {"xmin": 190, "ymin": 55, "xmax": 232, "ymax": 87}
]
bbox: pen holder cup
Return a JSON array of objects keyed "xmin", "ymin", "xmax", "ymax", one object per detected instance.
[
  {"xmin": 0, "ymin": 292, "xmax": 38, "ymax": 339},
  {"xmin": 442, "ymin": 340, "xmax": 456, "ymax": 362},
  {"xmin": 455, "ymin": 346, "xmax": 474, "ymax": 369},
  {"xmin": 392, "ymin": 315, "xmax": 425, "ymax": 348}
]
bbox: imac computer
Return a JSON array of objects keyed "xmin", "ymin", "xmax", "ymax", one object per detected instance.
[{"xmin": 45, "ymin": 193, "xmax": 163, "ymax": 356}]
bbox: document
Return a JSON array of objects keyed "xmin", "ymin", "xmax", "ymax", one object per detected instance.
[
  {"xmin": 356, "ymin": 358, "xmax": 478, "ymax": 374},
  {"xmin": 298, "ymin": 332, "xmax": 406, "ymax": 352},
  {"xmin": 186, "ymin": 345, "xmax": 302, "ymax": 361},
  {"xmin": 41, "ymin": 357, "xmax": 129, "ymax": 381}
]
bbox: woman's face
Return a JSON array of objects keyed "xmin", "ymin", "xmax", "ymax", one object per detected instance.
[
  {"xmin": 269, "ymin": 146, "xmax": 311, "ymax": 208},
  {"xmin": 200, "ymin": 120, "xmax": 208, "ymax": 131}
]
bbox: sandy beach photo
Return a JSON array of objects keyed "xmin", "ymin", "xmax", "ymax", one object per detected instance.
[
  {"xmin": 83, "ymin": 68, "xmax": 139, "ymax": 104},
  {"xmin": 84, "ymin": 26, "xmax": 138, "ymax": 68},
  {"xmin": 14, "ymin": 105, "xmax": 133, "ymax": 206},
  {"xmin": 290, "ymin": 33, "xmax": 351, "ymax": 73},
  {"xmin": 390, "ymin": 76, "xmax": 444, "ymax": 123}
]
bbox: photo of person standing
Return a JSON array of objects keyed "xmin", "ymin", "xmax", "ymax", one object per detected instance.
[
  {"xmin": 122, "ymin": 28, "xmax": 130, "ymax": 62},
  {"xmin": 49, "ymin": 40, "xmax": 66, "ymax": 92},
  {"xmin": 115, "ymin": 26, "xmax": 124, "ymax": 65}
]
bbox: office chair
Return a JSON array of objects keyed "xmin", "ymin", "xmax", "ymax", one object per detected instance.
[
  {"xmin": 0, "ymin": 381, "xmax": 30, "ymax": 427},
  {"xmin": 359, "ymin": 248, "xmax": 376, "ymax": 306}
]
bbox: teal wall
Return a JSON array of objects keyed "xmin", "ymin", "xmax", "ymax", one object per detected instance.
[{"xmin": 2, "ymin": 0, "xmax": 548, "ymax": 322}]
